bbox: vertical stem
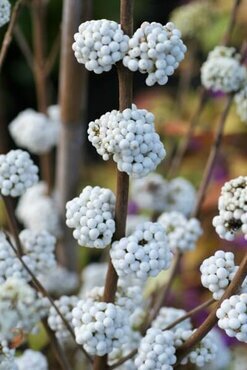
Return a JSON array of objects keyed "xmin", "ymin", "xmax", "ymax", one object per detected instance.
[
  {"xmin": 55, "ymin": 0, "xmax": 91, "ymax": 271},
  {"xmin": 222, "ymin": 0, "xmax": 242, "ymax": 46},
  {"xmin": 93, "ymin": 1, "xmax": 134, "ymax": 369},
  {"xmin": 31, "ymin": 0, "xmax": 53, "ymax": 193},
  {"xmin": 2, "ymin": 196, "xmax": 22, "ymax": 255}
]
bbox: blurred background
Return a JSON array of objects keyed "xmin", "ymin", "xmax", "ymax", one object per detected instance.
[{"xmin": 1, "ymin": 0, "xmax": 247, "ymax": 368}]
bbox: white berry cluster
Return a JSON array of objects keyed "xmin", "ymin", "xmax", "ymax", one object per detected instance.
[
  {"xmin": 126, "ymin": 215, "xmax": 149, "ymax": 236},
  {"xmin": 200, "ymin": 250, "xmax": 238, "ymax": 300},
  {"xmin": 152, "ymin": 307, "xmax": 192, "ymax": 332},
  {"xmin": 201, "ymin": 46, "xmax": 246, "ymax": 93},
  {"xmin": 0, "ymin": 341, "xmax": 17, "ymax": 370},
  {"xmin": 80, "ymin": 262, "xmax": 108, "ymax": 297},
  {"xmin": 123, "ymin": 21, "xmax": 186, "ymax": 86},
  {"xmin": 66, "ymin": 186, "xmax": 116, "ymax": 248},
  {"xmin": 110, "ymin": 222, "xmax": 172, "ymax": 280},
  {"xmin": 166, "ymin": 177, "xmax": 196, "ymax": 216},
  {"xmin": 0, "ymin": 150, "xmax": 39, "ymax": 197},
  {"xmin": 212, "ymin": 176, "xmax": 247, "ymax": 240},
  {"xmin": 235, "ymin": 85, "xmax": 247, "ymax": 123},
  {"xmin": 48, "ymin": 295, "xmax": 79, "ymax": 342},
  {"xmin": 135, "ymin": 328, "xmax": 176, "ymax": 370},
  {"xmin": 217, "ymin": 293, "xmax": 247, "ymax": 343},
  {"xmin": 15, "ymin": 350, "xmax": 48, "ymax": 370},
  {"xmin": 201, "ymin": 328, "xmax": 231, "ymax": 370},
  {"xmin": 73, "ymin": 19, "xmax": 129, "ymax": 73},
  {"xmin": 0, "ymin": 232, "xmax": 32, "ymax": 283},
  {"xmin": 9, "ymin": 109, "xmax": 60, "ymax": 155},
  {"xmin": 0, "ymin": 278, "xmax": 46, "ymax": 341},
  {"xmin": 39, "ymin": 265, "xmax": 79, "ymax": 297},
  {"xmin": 109, "ymin": 328, "xmax": 141, "ymax": 366},
  {"xmin": 158, "ymin": 211, "xmax": 202, "ymax": 253},
  {"xmin": 0, "ymin": 0, "xmax": 10, "ymax": 28},
  {"xmin": 19, "ymin": 229, "xmax": 56, "ymax": 276},
  {"xmin": 170, "ymin": 1, "xmax": 213, "ymax": 41},
  {"xmin": 88, "ymin": 105, "xmax": 166, "ymax": 178},
  {"xmin": 130, "ymin": 173, "xmax": 168, "ymax": 212},
  {"xmin": 16, "ymin": 182, "xmax": 61, "ymax": 237},
  {"xmin": 174, "ymin": 329, "xmax": 217, "ymax": 367},
  {"xmin": 72, "ymin": 298, "xmax": 130, "ymax": 356}
]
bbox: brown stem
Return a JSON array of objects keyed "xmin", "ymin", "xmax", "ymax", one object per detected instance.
[
  {"xmin": 167, "ymin": 89, "xmax": 208, "ymax": 179},
  {"xmin": 175, "ymin": 254, "xmax": 247, "ymax": 365},
  {"xmin": 110, "ymin": 349, "xmax": 137, "ymax": 369},
  {"xmin": 163, "ymin": 298, "xmax": 215, "ymax": 331},
  {"xmin": 31, "ymin": 0, "xmax": 53, "ymax": 193},
  {"xmin": 192, "ymin": 95, "xmax": 233, "ymax": 218},
  {"xmin": 45, "ymin": 30, "xmax": 61, "ymax": 76},
  {"xmin": 93, "ymin": 2, "xmax": 134, "ymax": 370},
  {"xmin": 167, "ymin": 0, "xmax": 242, "ymax": 178},
  {"xmin": 14, "ymin": 24, "xmax": 34, "ymax": 72},
  {"xmin": 42, "ymin": 319, "xmax": 72, "ymax": 370},
  {"xmin": 0, "ymin": 0, "xmax": 24, "ymax": 71},
  {"xmin": 222, "ymin": 0, "xmax": 242, "ymax": 46},
  {"xmin": 55, "ymin": 0, "xmax": 91, "ymax": 271},
  {"xmin": 2, "ymin": 196, "xmax": 22, "ymax": 255}
]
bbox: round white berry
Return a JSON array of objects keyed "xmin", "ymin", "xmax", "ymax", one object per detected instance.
[
  {"xmin": 158, "ymin": 211, "xmax": 202, "ymax": 253},
  {"xmin": 110, "ymin": 222, "xmax": 172, "ymax": 280},
  {"xmin": 217, "ymin": 293, "xmax": 247, "ymax": 343},
  {"xmin": 212, "ymin": 176, "xmax": 247, "ymax": 240},
  {"xmin": 15, "ymin": 350, "xmax": 48, "ymax": 370},
  {"xmin": 72, "ymin": 298, "xmax": 130, "ymax": 356},
  {"xmin": 135, "ymin": 328, "xmax": 176, "ymax": 370},
  {"xmin": 9, "ymin": 109, "xmax": 60, "ymax": 155},
  {"xmin": 201, "ymin": 46, "xmax": 246, "ymax": 93},
  {"xmin": 0, "ymin": 150, "xmax": 39, "ymax": 197},
  {"xmin": 66, "ymin": 186, "xmax": 116, "ymax": 249},
  {"xmin": 88, "ymin": 105, "xmax": 166, "ymax": 178},
  {"xmin": 124, "ymin": 21, "xmax": 187, "ymax": 86},
  {"xmin": 0, "ymin": 0, "xmax": 11, "ymax": 28},
  {"xmin": 72, "ymin": 19, "xmax": 129, "ymax": 73}
]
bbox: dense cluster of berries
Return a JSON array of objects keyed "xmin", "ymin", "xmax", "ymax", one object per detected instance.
[
  {"xmin": 73, "ymin": 19, "xmax": 129, "ymax": 73},
  {"xmin": 0, "ymin": 278, "xmax": 46, "ymax": 341},
  {"xmin": 213, "ymin": 176, "xmax": 247, "ymax": 240},
  {"xmin": 175, "ymin": 329, "xmax": 217, "ymax": 367},
  {"xmin": 72, "ymin": 299, "xmax": 130, "ymax": 356},
  {"xmin": 109, "ymin": 328, "xmax": 141, "ymax": 366},
  {"xmin": 165, "ymin": 177, "xmax": 196, "ymax": 216},
  {"xmin": 48, "ymin": 295, "xmax": 79, "ymax": 342},
  {"xmin": 88, "ymin": 106, "xmax": 166, "ymax": 178},
  {"xmin": 19, "ymin": 229, "xmax": 56, "ymax": 276},
  {"xmin": 126, "ymin": 215, "xmax": 149, "ymax": 236},
  {"xmin": 135, "ymin": 328, "xmax": 176, "ymax": 370},
  {"xmin": 201, "ymin": 46, "xmax": 246, "ymax": 93},
  {"xmin": 0, "ymin": 341, "xmax": 17, "ymax": 370},
  {"xmin": 15, "ymin": 350, "xmax": 48, "ymax": 370},
  {"xmin": 130, "ymin": 173, "xmax": 168, "ymax": 212},
  {"xmin": 152, "ymin": 307, "xmax": 192, "ymax": 332},
  {"xmin": 0, "ymin": 0, "xmax": 10, "ymax": 28},
  {"xmin": 170, "ymin": 1, "xmax": 213, "ymax": 41},
  {"xmin": 110, "ymin": 222, "xmax": 172, "ymax": 280},
  {"xmin": 16, "ymin": 182, "xmax": 61, "ymax": 237},
  {"xmin": 200, "ymin": 250, "xmax": 238, "ymax": 300},
  {"xmin": 123, "ymin": 21, "xmax": 186, "ymax": 86},
  {"xmin": 217, "ymin": 294, "xmax": 247, "ymax": 343},
  {"xmin": 66, "ymin": 186, "xmax": 116, "ymax": 248},
  {"xmin": 80, "ymin": 262, "xmax": 108, "ymax": 297},
  {"xmin": 9, "ymin": 109, "xmax": 60, "ymax": 155},
  {"xmin": 0, "ymin": 232, "xmax": 35, "ymax": 283},
  {"xmin": 158, "ymin": 211, "xmax": 202, "ymax": 253},
  {"xmin": 0, "ymin": 150, "xmax": 38, "ymax": 197},
  {"xmin": 201, "ymin": 329, "xmax": 231, "ymax": 370},
  {"xmin": 235, "ymin": 85, "xmax": 247, "ymax": 123},
  {"xmin": 39, "ymin": 265, "xmax": 79, "ymax": 297}
]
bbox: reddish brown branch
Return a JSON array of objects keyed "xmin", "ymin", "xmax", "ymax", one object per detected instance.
[
  {"xmin": 14, "ymin": 24, "xmax": 34, "ymax": 72},
  {"xmin": 2, "ymin": 196, "xmax": 22, "ymax": 255},
  {"xmin": 0, "ymin": 0, "xmax": 24, "ymax": 71}
]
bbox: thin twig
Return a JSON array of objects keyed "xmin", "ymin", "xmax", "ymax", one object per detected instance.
[
  {"xmin": 14, "ymin": 24, "xmax": 34, "ymax": 71},
  {"xmin": 2, "ymin": 196, "xmax": 22, "ymax": 255},
  {"xmin": 163, "ymin": 298, "xmax": 215, "ymax": 331},
  {"xmin": 93, "ymin": 1, "xmax": 134, "ymax": 369},
  {"xmin": 110, "ymin": 349, "xmax": 137, "ymax": 369},
  {"xmin": 222, "ymin": 0, "xmax": 242, "ymax": 46},
  {"xmin": 175, "ymin": 253, "xmax": 247, "ymax": 365},
  {"xmin": 0, "ymin": 0, "xmax": 24, "ymax": 71},
  {"xmin": 45, "ymin": 30, "xmax": 61, "ymax": 76}
]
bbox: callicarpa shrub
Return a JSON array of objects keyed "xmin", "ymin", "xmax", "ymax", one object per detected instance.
[{"xmin": 0, "ymin": 0, "xmax": 247, "ymax": 369}]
